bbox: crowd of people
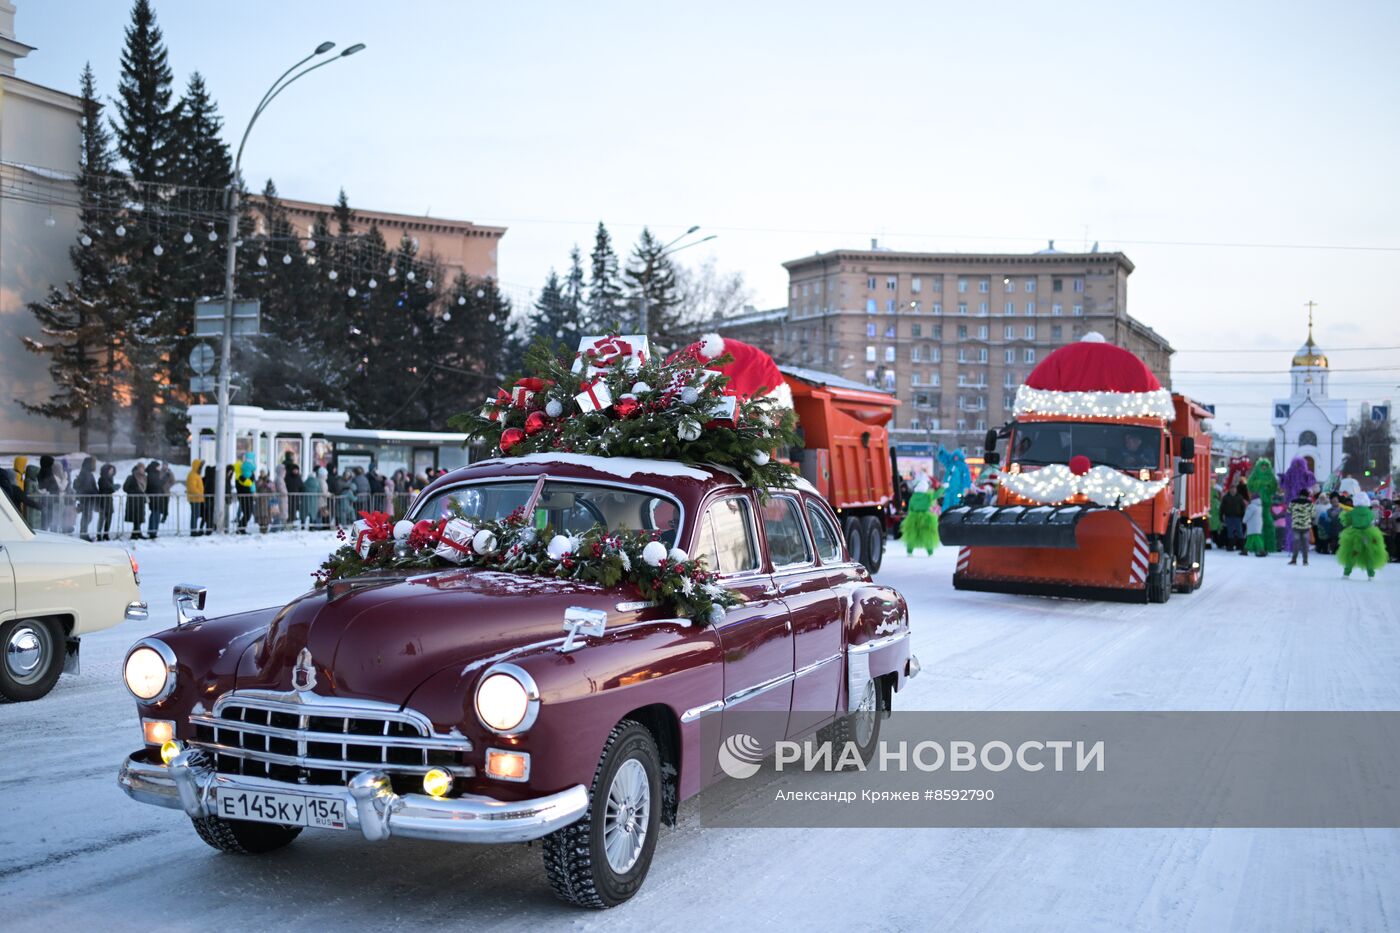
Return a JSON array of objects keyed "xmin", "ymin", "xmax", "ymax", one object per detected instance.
[
  {"xmin": 1215, "ymin": 481, "xmax": 1400, "ymax": 568},
  {"xmin": 0, "ymin": 452, "xmax": 453, "ymax": 539}
]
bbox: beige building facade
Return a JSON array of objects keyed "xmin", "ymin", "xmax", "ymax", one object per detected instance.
[
  {"xmin": 771, "ymin": 245, "xmax": 1173, "ymax": 455},
  {"xmin": 257, "ymin": 196, "xmax": 506, "ymax": 282}
]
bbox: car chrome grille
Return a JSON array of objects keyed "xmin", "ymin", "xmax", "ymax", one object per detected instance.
[{"xmin": 189, "ymin": 691, "xmax": 473, "ymax": 787}]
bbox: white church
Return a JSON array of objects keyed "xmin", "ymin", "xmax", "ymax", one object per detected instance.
[{"xmin": 1271, "ymin": 313, "xmax": 1347, "ymax": 480}]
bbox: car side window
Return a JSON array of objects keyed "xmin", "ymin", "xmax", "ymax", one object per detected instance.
[
  {"xmin": 703, "ymin": 497, "xmax": 759, "ymax": 576},
  {"xmin": 761, "ymin": 496, "xmax": 812, "ymax": 567},
  {"xmin": 806, "ymin": 502, "xmax": 843, "ymax": 563}
]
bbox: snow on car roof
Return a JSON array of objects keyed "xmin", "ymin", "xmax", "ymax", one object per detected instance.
[{"xmin": 466, "ymin": 452, "xmax": 731, "ymax": 483}]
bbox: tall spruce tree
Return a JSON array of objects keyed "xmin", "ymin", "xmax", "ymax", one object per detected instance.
[
  {"xmin": 564, "ymin": 245, "xmax": 585, "ymax": 328},
  {"xmin": 624, "ymin": 227, "xmax": 682, "ymax": 346},
  {"xmin": 529, "ymin": 270, "xmax": 577, "ymax": 351},
  {"xmin": 585, "ymin": 221, "xmax": 623, "ymax": 334},
  {"xmin": 113, "ymin": 0, "xmax": 177, "ymax": 186},
  {"xmin": 20, "ymin": 65, "xmax": 129, "ymax": 452}
]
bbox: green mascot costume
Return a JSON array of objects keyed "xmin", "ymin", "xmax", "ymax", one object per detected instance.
[
  {"xmin": 900, "ymin": 473, "xmax": 939, "ymax": 556},
  {"xmin": 1337, "ymin": 492, "xmax": 1387, "ymax": 579},
  {"xmin": 1246, "ymin": 458, "xmax": 1280, "ymax": 553}
]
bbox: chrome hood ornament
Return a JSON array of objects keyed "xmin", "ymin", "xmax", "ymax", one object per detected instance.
[{"xmin": 292, "ymin": 647, "xmax": 318, "ymax": 692}]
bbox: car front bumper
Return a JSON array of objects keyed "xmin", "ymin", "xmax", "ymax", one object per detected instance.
[{"xmin": 118, "ymin": 750, "xmax": 589, "ymax": 844}]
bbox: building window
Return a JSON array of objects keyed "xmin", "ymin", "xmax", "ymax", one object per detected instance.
[
  {"xmin": 1003, "ymin": 324, "xmax": 1015, "ymax": 339},
  {"xmin": 866, "ymin": 298, "xmax": 877, "ymax": 314},
  {"xmin": 1005, "ymin": 301, "xmax": 1015, "ymax": 315},
  {"xmin": 1004, "ymin": 277, "xmax": 1015, "ymax": 292},
  {"xmin": 884, "ymin": 371, "xmax": 896, "ymax": 390},
  {"xmin": 912, "ymin": 323, "xmax": 922, "ymax": 337},
  {"xmin": 957, "ymin": 418, "xmax": 967, "ymax": 431},
  {"xmin": 909, "ymin": 417, "xmax": 920, "ymax": 431},
  {"xmin": 1023, "ymin": 348, "xmax": 1036, "ymax": 363},
  {"xmin": 1051, "ymin": 324, "xmax": 1062, "ymax": 340},
  {"xmin": 885, "ymin": 346, "xmax": 896, "ymax": 363},
  {"xmin": 957, "ymin": 278, "xmax": 968, "ymax": 293},
  {"xmin": 932, "ymin": 302, "xmax": 943, "ymax": 315},
  {"xmin": 932, "ymin": 276, "xmax": 944, "ymax": 291},
  {"xmin": 884, "ymin": 298, "xmax": 895, "ymax": 312},
  {"xmin": 867, "ymin": 276, "xmax": 877, "ymax": 290},
  {"xmin": 976, "ymin": 419, "xmax": 987, "ymax": 431},
  {"xmin": 1004, "ymin": 396, "xmax": 1015, "ymax": 411},
  {"xmin": 1004, "ymin": 348, "xmax": 1014, "ymax": 363},
  {"xmin": 910, "ymin": 300, "xmax": 921, "ymax": 313},
  {"xmin": 957, "ymin": 348, "xmax": 968, "ymax": 363},
  {"xmin": 911, "ymin": 276, "xmax": 922, "ymax": 293},
  {"xmin": 1073, "ymin": 304, "xmax": 1083, "ymax": 316},
  {"xmin": 958, "ymin": 302, "xmax": 968, "ymax": 315},
  {"xmin": 958, "ymin": 374, "xmax": 967, "ymax": 387},
  {"xmin": 933, "ymin": 325, "xmax": 943, "ymax": 339},
  {"xmin": 790, "ymin": 284, "xmax": 798, "ymax": 299},
  {"xmin": 885, "ymin": 324, "xmax": 896, "ymax": 338},
  {"xmin": 1052, "ymin": 303, "xmax": 1063, "ymax": 316},
  {"xmin": 865, "ymin": 368, "xmax": 877, "ymax": 384},
  {"xmin": 1073, "ymin": 278, "xmax": 1084, "ymax": 292},
  {"xmin": 865, "ymin": 346, "xmax": 876, "ymax": 362},
  {"xmin": 1026, "ymin": 301, "xmax": 1036, "ymax": 315},
  {"xmin": 912, "ymin": 374, "xmax": 922, "ymax": 386},
  {"xmin": 1025, "ymin": 280, "xmax": 1036, "ymax": 293},
  {"xmin": 1299, "ymin": 430, "xmax": 1318, "ymax": 446},
  {"xmin": 978, "ymin": 302, "xmax": 988, "ymax": 316},
  {"xmin": 1004, "ymin": 371, "xmax": 1015, "ymax": 387},
  {"xmin": 866, "ymin": 322, "xmax": 877, "ymax": 337},
  {"xmin": 957, "ymin": 324, "xmax": 968, "ymax": 339},
  {"xmin": 930, "ymin": 373, "xmax": 941, "ymax": 386},
  {"xmin": 978, "ymin": 348, "xmax": 989, "ymax": 363},
  {"xmin": 814, "ymin": 281, "xmax": 822, "ymax": 294},
  {"xmin": 886, "ymin": 276, "xmax": 897, "ymax": 291},
  {"xmin": 912, "ymin": 346, "xmax": 923, "ymax": 362},
  {"xmin": 801, "ymin": 284, "xmax": 809, "ymax": 297},
  {"xmin": 931, "ymin": 348, "xmax": 942, "ymax": 363},
  {"xmin": 978, "ymin": 278, "xmax": 989, "ymax": 293},
  {"xmin": 977, "ymin": 325, "xmax": 989, "ymax": 339},
  {"xmin": 1052, "ymin": 278, "xmax": 1063, "ymax": 292},
  {"xmin": 1024, "ymin": 325, "xmax": 1035, "ymax": 339}
]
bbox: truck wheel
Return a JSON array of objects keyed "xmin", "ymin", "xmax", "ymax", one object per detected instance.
[
  {"xmin": 190, "ymin": 815, "xmax": 302, "ymax": 854},
  {"xmin": 843, "ymin": 516, "xmax": 864, "ymax": 567},
  {"xmin": 0, "ymin": 618, "xmax": 64, "ymax": 702},
  {"xmin": 860, "ymin": 515, "xmax": 885, "ymax": 574},
  {"xmin": 543, "ymin": 719, "xmax": 661, "ymax": 909},
  {"xmin": 820, "ymin": 676, "xmax": 887, "ymax": 767},
  {"xmin": 1193, "ymin": 528, "xmax": 1206, "ymax": 590},
  {"xmin": 1147, "ymin": 554, "xmax": 1174, "ymax": 604}
]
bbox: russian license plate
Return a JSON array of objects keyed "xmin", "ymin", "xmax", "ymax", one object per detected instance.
[{"xmin": 217, "ymin": 789, "xmax": 348, "ymax": 830}]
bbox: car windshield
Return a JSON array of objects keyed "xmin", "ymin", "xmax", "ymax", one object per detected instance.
[
  {"xmin": 412, "ymin": 479, "xmax": 681, "ymax": 546},
  {"xmin": 1010, "ymin": 422, "xmax": 1161, "ymax": 471}
]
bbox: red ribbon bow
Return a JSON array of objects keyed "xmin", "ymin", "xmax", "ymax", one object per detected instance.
[
  {"xmin": 407, "ymin": 519, "xmax": 445, "ymax": 550},
  {"xmin": 589, "ymin": 336, "xmax": 633, "ymax": 366},
  {"xmin": 357, "ymin": 511, "xmax": 394, "ymax": 542}
]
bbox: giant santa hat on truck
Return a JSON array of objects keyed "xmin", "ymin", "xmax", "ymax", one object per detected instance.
[
  {"xmin": 677, "ymin": 332, "xmax": 795, "ymax": 410},
  {"xmin": 999, "ymin": 332, "xmax": 1174, "ymax": 508}
]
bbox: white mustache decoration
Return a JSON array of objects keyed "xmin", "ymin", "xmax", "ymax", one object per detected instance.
[{"xmin": 1001, "ymin": 463, "xmax": 1168, "ymax": 507}]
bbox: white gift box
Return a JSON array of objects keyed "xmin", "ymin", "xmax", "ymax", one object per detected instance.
[
  {"xmin": 709, "ymin": 395, "xmax": 738, "ymax": 423},
  {"xmin": 575, "ymin": 379, "xmax": 614, "ymax": 414},
  {"xmin": 572, "ymin": 334, "xmax": 650, "ymax": 374},
  {"xmin": 434, "ymin": 518, "xmax": 476, "ymax": 564}
]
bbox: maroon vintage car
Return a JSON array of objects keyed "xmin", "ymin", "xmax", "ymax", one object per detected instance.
[{"xmin": 118, "ymin": 453, "xmax": 917, "ymax": 907}]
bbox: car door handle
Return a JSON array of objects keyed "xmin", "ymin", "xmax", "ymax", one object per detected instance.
[{"xmin": 761, "ymin": 586, "xmax": 779, "ymax": 598}]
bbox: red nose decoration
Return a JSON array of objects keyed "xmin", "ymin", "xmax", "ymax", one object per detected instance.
[{"xmin": 1069, "ymin": 455, "xmax": 1092, "ymax": 476}]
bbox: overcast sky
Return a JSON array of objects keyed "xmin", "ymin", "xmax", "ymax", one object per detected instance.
[{"xmin": 16, "ymin": 0, "xmax": 1400, "ymax": 437}]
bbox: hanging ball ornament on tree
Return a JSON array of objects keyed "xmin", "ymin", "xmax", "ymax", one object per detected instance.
[
  {"xmin": 393, "ymin": 520, "xmax": 415, "ymax": 541},
  {"xmin": 631, "ymin": 381, "xmax": 652, "ymax": 395},
  {"xmin": 677, "ymin": 417, "xmax": 702, "ymax": 442},
  {"xmin": 328, "ymin": 269, "xmax": 338, "ymax": 281},
  {"xmin": 641, "ymin": 540, "xmax": 669, "ymax": 567},
  {"xmin": 471, "ymin": 529, "xmax": 498, "ymax": 556},
  {"xmin": 545, "ymin": 399, "xmax": 564, "ymax": 419},
  {"xmin": 547, "ymin": 534, "xmax": 575, "ymax": 561},
  {"xmin": 183, "ymin": 231, "xmax": 194, "ymax": 244},
  {"xmin": 115, "ymin": 224, "xmax": 126, "ymax": 237},
  {"xmin": 208, "ymin": 230, "xmax": 218, "ymax": 242},
  {"xmin": 751, "ymin": 450, "xmax": 770, "ymax": 466},
  {"xmin": 680, "ymin": 386, "xmax": 700, "ymax": 405},
  {"xmin": 615, "ymin": 394, "xmax": 640, "ymax": 418},
  {"xmin": 668, "ymin": 547, "xmax": 689, "ymax": 563},
  {"xmin": 500, "ymin": 427, "xmax": 526, "ymax": 453},
  {"xmin": 80, "ymin": 233, "xmax": 93, "ymax": 247},
  {"xmin": 524, "ymin": 411, "xmax": 549, "ymax": 435},
  {"xmin": 153, "ymin": 243, "xmax": 164, "ymax": 256}
]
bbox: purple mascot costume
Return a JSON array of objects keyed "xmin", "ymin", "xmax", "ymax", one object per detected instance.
[{"xmin": 1278, "ymin": 456, "xmax": 1316, "ymax": 552}]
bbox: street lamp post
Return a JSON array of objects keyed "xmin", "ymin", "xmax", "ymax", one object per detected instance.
[
  {"xmin": 213, "ymin": 41, "xmax": 365, "ymax": 534},
  {"xmin": 636, "ymin": 226, "xmax": 713, "ymax": 336}
]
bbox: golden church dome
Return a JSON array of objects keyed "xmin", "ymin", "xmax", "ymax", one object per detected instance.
[{"xmin": 1292, "ymin": 330, "xmax": 1327, "ymax": 369}]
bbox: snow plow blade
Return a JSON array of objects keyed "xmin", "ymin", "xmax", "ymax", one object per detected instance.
[
  {"xmin": 940, "ymin": 504, "xmax": 1095, "ymax": 549},
  {"xmin": 942, "ymin": 506, "xmax": 1151, "ymax": 601}
]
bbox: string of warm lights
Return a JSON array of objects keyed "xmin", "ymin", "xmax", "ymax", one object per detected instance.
[
  {"xmin": 1013, "ymin": 385, "xmax": 1177, "ymax": 421},
  {"xmin": 1000, "ymin": 463, "xmax": 1169, "ymax": 507}
]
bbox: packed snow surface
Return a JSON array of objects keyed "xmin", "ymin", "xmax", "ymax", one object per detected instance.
[{"xmin": 1, "ymin": 533, "xmax": 1397, "ymax": 931}]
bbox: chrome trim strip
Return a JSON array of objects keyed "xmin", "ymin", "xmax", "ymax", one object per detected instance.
[
  {"xmin": 848, "ymin": 628, "xmax": 911, "ymax": 655},
  {"xmin": 679, "ymin": 700, "xmax": 724, "ymax": 723},
  {"xmin": 794, "ymin": 653, "xmax": 842, "ymax": 679},
  {"xmin": 212, "ymin": 690, "xmax": 437, "ymax": 735},
  {"xmin": 185, "ymin": 738, "xmax": 475, "ymax": 778},
  {"xmin": 188, "ymin": 712, "xmax": 473, "ymax": 753},
  {"xmin": 723, "ymin": 670, "xmax": 794, "ymax": 707}
]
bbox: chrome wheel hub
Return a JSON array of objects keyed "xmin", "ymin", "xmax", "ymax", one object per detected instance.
[
  {"xmin": 603, "ymin": 757, "xmax": 650, "ymax": 874},
  {"xmin": 6, "ymin": 623, "xmax": 51, "ymax": 685},
  {"xmin": 853, "ymin": 678, "xmax": 878, "ymax": 747}
]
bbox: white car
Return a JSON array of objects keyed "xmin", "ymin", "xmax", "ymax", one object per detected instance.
[{"xmin": 0, "ymin": 489, "xmax": 146, "ymax": 701}]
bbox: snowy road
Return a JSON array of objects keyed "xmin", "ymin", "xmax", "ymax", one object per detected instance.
[{"xmin": 3, "ymin": 534, "xmax": 1398, "ymax": 931}]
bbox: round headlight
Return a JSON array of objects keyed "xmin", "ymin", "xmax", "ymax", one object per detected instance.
[
  {"xmin": 124, "ymin": 639, "xmax": 176, "ymax": 703},
  {"xmin": 474, "ymin": 663, "xmax": 539, "ymax": 735}
]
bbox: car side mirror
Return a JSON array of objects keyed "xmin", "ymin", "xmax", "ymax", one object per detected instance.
[
  {"xmin": 173, "ymin": 583, "xmax": 207, "ymax": 627},
  {"xmin": 1179, "ymin": 436, "xmax": 1195, "ymax": 459},
  {"xmin": 559, "ymin": 606, "xmax": 607, "ymax": 653}
]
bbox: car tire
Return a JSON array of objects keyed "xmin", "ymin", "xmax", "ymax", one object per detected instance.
[
  {"xmin": 860, "ymin": 515, "xmax": 885, "ymax": 574},
  {"xmin": 0, "ymin": 618, "xmax": 64, "ymax": 702},
  {"xmin": 543, "ymin": 719, "xmax": 662, "ymax": 909},
  {"xmin": 843, "ymin": 516, "xmax": 864, "ymax": 567},
  {"xmin": 190, "ymin": 815, "xmax": 302, "ymax": 854},
  {"xmin": 1147, "ymin": 553, "xmax": 1174, "ymax": 604},
  {"xmin": 820, "ymin": 676, "xmax": 887, "ymax": 767}
]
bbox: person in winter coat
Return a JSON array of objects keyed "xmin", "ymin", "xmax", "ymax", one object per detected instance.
[
  {"xmin": 74, "ymin": 456, "xmax": 99, "ymax": 540},
  {"xmin": 350, "ymin": 467, "xmax": 370, "ymax": 512},
  {"xmin": 285, "ymin": 462, "xmax": 305, "ymax": 529},
  {"xmin": 255, "ymin": 470, "xmax": 274, "ymax": 533},
  {"xmin": 273, "ymin": 464, "xmax": 288, "ymax": 532},
  {"xmin": 1, "ymin": 465, "xmax": 41, "ymax": 524},
  {"xmin": 22, "ymin": 460, "xmax": 42, "ymax": 529},
  {"xmin": 124, "ymin": 463, "xmax": 148, "ymax": 539},
  {"xmin": 36, "ymin": 454, "xmax": 60, "ymax": 531},
  {"xmin": 1288, "ymin": 490, "xmax": 1315, "ymax": 566},
  {"xmin": 144, "ymin": 460, "xmax": 167, "ymax": 538},
  {"xmin": 368, "ymin": 468, "xmax": 387, "ymax": 512},
  {"xmin": 1315, "ymin": 493, "xmax": 1341, "ymax": 555},
  {"xmin": 186, "ymin": 458, "xmax": 207, "ymax": 536},
  {"xmin": 1338, "ymin": 492, "xmax": 1387, "ymax": 579},
  {"xmin": 97, "ymin": 463, "xmax": 117, "ymax": 540},
  {"xmin": 235, "ymin": 452, "xmax": 256, "ymax": 533},
  {"xmin": 202, "ymin": 462, "xmax": 217, "ymax": 533},
  {"xmin": 1242, "ymin": 493, "xmax": 1266, "ymax": 557},
  {"xmin": 303, "ymin": 466, "xmax": 325, "ymax": 530},
  {"xmin": 1219, "ymin": 483, "xmax": 1247, "ymax": 551}
]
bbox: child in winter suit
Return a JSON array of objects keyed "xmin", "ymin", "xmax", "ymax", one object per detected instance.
[
  {"xmin": 1288, "ymin": 492, "xmax": 1314, "ymax": 565},
  {"xmin": 1243, "ymin": 495, "xmax": 1266, "ymax": 557}
]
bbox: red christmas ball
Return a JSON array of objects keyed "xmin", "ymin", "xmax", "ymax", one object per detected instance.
[
  {"xmin": 500, "ymin": 427, "xmax": 526, "ymax": 453},
  {"xmin": 615, "ymin": 395, "xmax": 640, "ymax": 418},
  {"xmin": 1069, "ymin": 454, "xmax": 1092, "ymax": 476},
  {"xmin": 524, "ymin": 411, "xmax": 549, "ymax": 435}
]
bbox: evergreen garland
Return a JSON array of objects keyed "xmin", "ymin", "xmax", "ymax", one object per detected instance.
[
  {"xmin": 448, "ymin": 336, "xmax": 801, "ymax": 489},
  {"xmin": 315, "ymin": 510, "xmax": 743, "ymax": 625}
]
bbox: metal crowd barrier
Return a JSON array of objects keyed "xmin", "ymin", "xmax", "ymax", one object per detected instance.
[{"xmin": 13, "ymin": 490, "xmax": 420, "ymax": 540}]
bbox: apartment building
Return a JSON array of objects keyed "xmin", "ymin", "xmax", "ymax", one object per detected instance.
[{"xmin": 772, "ymin": 244, "xmax": 1173, "ymax": 455}]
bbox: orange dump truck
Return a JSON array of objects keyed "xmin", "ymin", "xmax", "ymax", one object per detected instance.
[
  {"xmin": 939, "ymin": 336, "xmax": 1212, "ymax": 602},
  {"xmin": 780, "ymin": 365, "xmax": 899, "ymax": 574}
]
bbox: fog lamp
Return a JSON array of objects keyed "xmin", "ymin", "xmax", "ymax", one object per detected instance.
[
  {"xmin": 485, "ymin": 748, "xmax": 531, "ymax": 782},
  {"xmin": 143, "ymin": 719, "xmax": 175, "ymax": 745},
  {"xmin": 422, "ymin": 768, "xmax": 453, "ymax": 798},
  {"xmin": 160, "ymin": 739, "xmax": 184, "ymax": 765}
]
